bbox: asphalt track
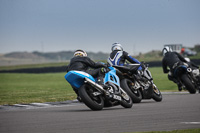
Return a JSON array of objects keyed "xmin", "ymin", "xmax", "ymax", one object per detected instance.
[{"xmin": 0, "ymin": 92, "xmax": 200, "ymax": 133}]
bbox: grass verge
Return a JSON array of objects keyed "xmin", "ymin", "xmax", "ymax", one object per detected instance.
[{"xmin": 0, "ymin": 72, "xmax": 76, "ymax": 105}]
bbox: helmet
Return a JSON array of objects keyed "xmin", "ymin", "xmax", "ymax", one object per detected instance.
[
  {"xmin": 111, "ymin": 43, "xmax": 123, "ymax": 51},
  {"xmin": 74, "ymin": 49, "xmax": 87, "ymax": 57},
  {"xmin": 184, "ymin": 57, "xmax": 190, "ymax": 62},
  {"xmin": 162, "ymin": 46, "xmax": 172, "ymax": 56}
]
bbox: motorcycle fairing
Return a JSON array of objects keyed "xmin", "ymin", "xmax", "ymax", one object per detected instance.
[
  {"xmin": 65, "ymin": 70, "xmax": 95, "ymax": 88},
  {"xmin": 104, "ymin": 67, "xmax": 120, "ymax": 86}
]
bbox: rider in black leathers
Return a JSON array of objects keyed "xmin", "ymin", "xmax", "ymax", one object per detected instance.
[
  {"xmin": 67, "ymin": 49, "xmax": 107, "ymax": 100},
  {"xmin": 67, "ymin": 50, "xmax": 106, "ymax": 77},
  {"xmin": 162, "ymin": 46, "xmax": 189, "ymax": 90}
]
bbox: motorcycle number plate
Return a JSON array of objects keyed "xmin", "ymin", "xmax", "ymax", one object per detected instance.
[{"xmin": 113, "ymin": 95, "xmax": 121, "ymax": 101}]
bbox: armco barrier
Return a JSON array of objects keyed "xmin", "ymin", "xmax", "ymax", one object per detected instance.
[
  {"xmin": 147, "ymin": 59, "xmax": 200, "ymax": 67},
  {"xmin": 0, "ymin": 59, "xmax": 199, "ymax": 73},
  {"xmin": 0, "ymin": 66, "xmax": 67, "ymax": 73}
]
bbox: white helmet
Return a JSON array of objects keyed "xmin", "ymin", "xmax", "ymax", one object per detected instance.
[
  {"xmin": 74, "ymin": 49, "xmax": 87, "ymax": 57},
  {"xmin": 162, "ymin": 46, "xmax": 172, "ymax": 56},
  {"xmin": 184, "ymin": 57, "xmax": 190, "ymax": 62},
  {"xmin": 111, "ymin": 43, "xmax": 123, "ymax": 51}
]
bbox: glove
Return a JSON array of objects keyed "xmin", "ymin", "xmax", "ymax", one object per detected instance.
[
  {"xmin": 101, "ymin": 67, "xmax": 109, "ymax": 73},
  {"xmin": 101, "ymin": 67, "xmax": 106, "ymax": 73}
]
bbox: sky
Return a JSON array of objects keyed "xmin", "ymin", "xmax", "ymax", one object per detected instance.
[{"xmin": 0, "ymin": 0, "xmax": 200, "ymax": 55}]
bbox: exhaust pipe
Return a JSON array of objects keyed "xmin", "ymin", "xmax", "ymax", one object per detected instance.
[{"xmin": 84, "ymin": 77, "xmax": 107, "ymax": 94}]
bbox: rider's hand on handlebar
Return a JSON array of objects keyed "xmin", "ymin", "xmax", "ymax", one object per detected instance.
[{"xmin": 101, "ymin": 67, "xmax": 110, "ymax": 73}]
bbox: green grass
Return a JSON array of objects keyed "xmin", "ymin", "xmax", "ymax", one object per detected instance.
[
  {"xmin": 0, "ymin": 72, "xmax": 76, "ymax": 105},
  {"xmin": 189, "ymin": 52, "xmax": 200, "ymax": 60},
  {"xmin": 0, "ymin": 67, "xmax": 179, "ymax": 105},
  {"xmin": 149, "ymin": 67, "xmax": 177, "ymax": 91},
  {"xmin": 129, "ymin": 128, "xmax": 200, "ymax": 133}
]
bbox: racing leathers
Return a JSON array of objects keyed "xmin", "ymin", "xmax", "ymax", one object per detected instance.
[
  {"xmin": 162, "ymin": 52, "xmax": 188, "ymax": 90},
  {"xmin": 67, "ymin": 56, "xmax": 106, "ymax": 78},
  {"xmin": 107, "ymin": 50, "xmax": 142, "ymax": 70},
  {"xmin": 67, "ymin": 56, "xmax": 107, "ymax": 99},
  {"xmin": 162, "ymin": 52, "xmax": 187, "ymax": 74}
]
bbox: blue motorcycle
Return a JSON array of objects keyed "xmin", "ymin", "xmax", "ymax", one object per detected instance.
[{"xmin": 65, "ymin": 66, "xmax": 133, "ymax": 111}]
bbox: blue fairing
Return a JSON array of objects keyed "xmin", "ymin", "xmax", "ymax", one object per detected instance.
[
  {"xmin": 65, "ymin": 67, "xmax": 120, "ymax": 89},
  {"xmin": 65, "ymin": 71, "xmax": 95, "ymax": 88},
  {"xmin": 104, "ymin": 67, "xmax": 120, "ymax": 86}
]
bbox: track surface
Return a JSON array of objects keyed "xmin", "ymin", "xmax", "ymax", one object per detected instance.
[{"xmin": 0, "ymin": 93, "xmax": 200, "ymax": 133}]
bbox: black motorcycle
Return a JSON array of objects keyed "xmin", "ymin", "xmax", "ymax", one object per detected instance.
[
  {"xmin": 113, "ymin": 62, "xmax": 162, "ymax": 103},
  {"xmin": 172, "ymin": 62, "xmax": 200, "ymax": 94}
]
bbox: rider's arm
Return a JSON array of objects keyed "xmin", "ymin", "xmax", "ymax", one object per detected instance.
[
  {"xmin": 162, "ymin": 58, "xmax": 169, "ymax": 73},
  {"xmin": 123, "ymin": 51, "xmax": 141, "ymax": 64},
  {"xmin": 175, "ymin": 52, "xmax": 187, "ymax": 62},
  {"xmin": 123, "ymin": 51, "xmax": 142, "ymax": 70},
  {"xmin": 175, "ymin": 52, "xmax": 199, "ymax": 68}
]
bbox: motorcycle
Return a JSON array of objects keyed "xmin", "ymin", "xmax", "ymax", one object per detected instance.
[
  {"xmin": 64, "ymin": 66, "xmax": 133, "ymax": 111},
  {"xmin": 172, "ymin": 62, "xmax": 200, "ymax": 93},
  {"xmin": 113, "ymin": 62, "xmax": 162, "ymax": 103}
]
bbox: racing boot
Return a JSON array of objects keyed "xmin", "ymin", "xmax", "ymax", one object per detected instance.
[
  {"xmin": 177, "ymin": 83, "xmax": 182, "ymax": 91},
  {"xmin": 97, "ymin": 71, "xmax": 106, "ymax": 86},
  {"xmin": 77, "ymin": 96, "xmax": 82, "ymax": 102}
]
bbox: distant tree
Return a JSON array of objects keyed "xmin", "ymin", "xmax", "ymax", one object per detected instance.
[{"xmin": 194, "ymin": 44, "xmax": 200, "ymax": 52}]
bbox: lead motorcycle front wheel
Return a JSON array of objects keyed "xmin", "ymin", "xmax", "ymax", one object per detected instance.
[{"xmin": 79, "ymin": 84, "xmax": 104, "ymax": 111}]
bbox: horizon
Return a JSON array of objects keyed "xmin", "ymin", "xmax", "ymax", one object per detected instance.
[{"xmin": 1, "ymin": 43, "xmax": 198, "ymax": 55}]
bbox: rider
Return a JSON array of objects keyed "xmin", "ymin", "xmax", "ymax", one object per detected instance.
[
  {"xmin": 107, "ymin": 42, "xmax": 142, "ymax": 70},
  {"xmin": 67, "ymin": 49, "xmax": 108, "ymax": 100},
  {"xmin": 107, "ymin": 42, "xmax": 149, "ymax": 85},
  {"xmin": 162, "ymin": 46, "xmax": 189, "ymax": 91}
]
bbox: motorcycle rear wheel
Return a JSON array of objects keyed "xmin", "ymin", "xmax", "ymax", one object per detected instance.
[
  {"xmin": 152, "ymin": 84, "xmax": 162, "ymax": 102},
  {"xmin": 121, "ymin": 78, "xmax": 142, "ymax": 103},
  {"xmin": 79, "ymin": 84, "xmax": 104, "ymax": 110},
  {"xmin": 180, "ymin": 74, "xmax": 196, "ymax": 94}
]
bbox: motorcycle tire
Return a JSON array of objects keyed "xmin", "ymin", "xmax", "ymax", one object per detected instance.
[
  {"xmin": 121, "ymin": 78, "xmax": 142, "ymax": 103},
  {"xmin": 79, "ymin": 84, "xmax": 104, "ymax": 111},
  {"xmin": 180, "ymin": 74, "xmax": 196, "ymax": 94},
  {"xmin": 152, "ymin": 84, "xmax": 162, "ymax": 102},
  {"xmin": 120, "ymin": 91, "xmax": 133, "ymax": 108}
]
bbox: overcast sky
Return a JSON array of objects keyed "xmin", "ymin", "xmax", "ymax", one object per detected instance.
[{"xmin": 0, "ymin": 0, "xmax": 200, "ymax": 55}]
